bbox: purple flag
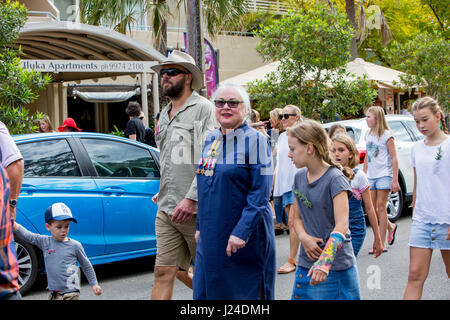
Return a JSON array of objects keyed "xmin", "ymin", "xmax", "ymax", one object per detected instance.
[{"xmin": 184, "ymin": 34, "xmax": 218, "ymax": 97}]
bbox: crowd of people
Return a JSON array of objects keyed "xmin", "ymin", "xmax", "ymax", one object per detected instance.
[{"xmin": 1, "ymin": 49, "xmax": 449, "ymax": 301}]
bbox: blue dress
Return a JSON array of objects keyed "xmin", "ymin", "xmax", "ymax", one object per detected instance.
[{"xmin": 193, "ymin": 122, "xmax": 276, "ymax": 300}]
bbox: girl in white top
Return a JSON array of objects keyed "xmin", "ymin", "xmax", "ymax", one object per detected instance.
[
  {"xmin": 403, "ymin": 97, "xmax": 450, "ymax": 300},
  {"xmin": 363, "ymin": 106, "xmax": 399, "ymax": 253},
  {"xmin": 273, "ymin": 105, "xmax": 301, "ymax": 274}
]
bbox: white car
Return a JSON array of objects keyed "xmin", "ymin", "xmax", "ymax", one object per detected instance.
[{"xmin": 323, "ymin": 115, "xmax": 424, "ymax": 221}]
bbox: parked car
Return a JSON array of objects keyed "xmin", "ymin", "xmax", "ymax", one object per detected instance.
[
  {"xmin": 13, "ymin": 132, "xmax": 160, "ymax": 294},
  {"xmin": 323, "ymin": 115, "xmax": 424, "ymax": 222}
]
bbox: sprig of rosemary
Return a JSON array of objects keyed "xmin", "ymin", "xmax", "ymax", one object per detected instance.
[
  {"xmin": 293, "ymin": 190, "xmax": 312, "ymax": 208},
  {"xmin": 435, "ymin": 146, "xmax": 442, "ymax": 160}
]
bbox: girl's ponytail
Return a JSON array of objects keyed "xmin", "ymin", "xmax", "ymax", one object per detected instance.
[
  {"xmin": 324, "ymin": 151, "xmax": 355, "ymax": 180},
  {"xmin": 439, "ymin": 111, "xmax": 448, "ymax": 135}
]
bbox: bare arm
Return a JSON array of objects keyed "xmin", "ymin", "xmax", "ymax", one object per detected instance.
[
  {"xmin": 386, "ymin": 138, "xmax": 400, "ymax": 193},
  {"xmin": 332, "ymin": 191, "xmax": 349, "ymax": 235},
  {"xmin": 128, "ymin": 134, "xmax": 137, "ymax": 141},
  {"xmin": 412, "ymin": 167, "xmax": 417, "ymax": 216},
  {"xmin": 6, "ymin": 159, "xmax": 24, "ymax": 223}
]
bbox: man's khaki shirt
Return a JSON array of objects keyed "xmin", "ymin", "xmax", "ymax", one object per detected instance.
[{"xmin": 155, "ymin": 91, "xmax": 216, "ymax": 215}]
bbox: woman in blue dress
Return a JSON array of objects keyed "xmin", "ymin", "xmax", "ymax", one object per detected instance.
[{"xmin": 193, "ymin": 83, "xmax": 276, "ymax": 300}]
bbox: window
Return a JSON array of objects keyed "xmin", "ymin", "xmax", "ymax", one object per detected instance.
[
  {"xmin": 404, "ymin": 120, "xmax": 424, "ymax": 140},
  {"xmin": 388, "ymin": 121, "xmax": 413, "ymax": 142},
  {"xmin": 81, "ymin": 139, "xmax": 160, "ymax": 178},
  {"xmin": 346, "ymin": 127, "xmax": 361, "ymax": 143},
  {"xmin": 18, "ymin": 139, "xmax": 81, "ymax": 177}
]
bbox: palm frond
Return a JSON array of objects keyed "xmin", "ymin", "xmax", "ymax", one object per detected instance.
[
  {"xmin": 202, "ymin": 0, "xmax": 248, "ymax": 37},
  {"xmin": 356, "ymin": 3, "xmax": 369, "ymax": 48},
  {"xmin": 379, "ymin": 11, "xmax": 392, "ymax": 46}
]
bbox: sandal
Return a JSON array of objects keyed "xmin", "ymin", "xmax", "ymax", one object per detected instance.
[
  {"xmin": 388, "ymin": 224, "xmax": 398, "ymax": 245},
  {"xmin": 277, "ymin": 258, "xmax": 297, "ymax": 274},
  {"xmin": 369, "ymin": 249, "xmax": 388, "ymax": 254},
  {"xmin": 274, "ymin": 223, "xmax": 284, "ymax": 236}
]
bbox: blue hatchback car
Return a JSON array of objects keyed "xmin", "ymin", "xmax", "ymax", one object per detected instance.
[{"xmin": 13, "ymin": 132, "xmax": 160, "ymax": 294}]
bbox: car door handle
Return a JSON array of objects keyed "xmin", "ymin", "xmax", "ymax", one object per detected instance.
[
  {"xmin": 102, "ymin": 187, "xmax": 125, "ymax": 195},
  {"xmin": 20, "ymin": 184, "xmax": 38, "ymax": 194}
]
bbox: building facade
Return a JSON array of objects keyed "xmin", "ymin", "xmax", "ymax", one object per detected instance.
[{"xmin": 18, "ymin": 0, "xmax": 284, "ymax": 133}]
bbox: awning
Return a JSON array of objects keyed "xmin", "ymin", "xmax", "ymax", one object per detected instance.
[
  {"xmin": 68, "ymin": 84, "xmax": 147, "ymax": 103},
  {"xmin": 72, "ymin": 88, "xmax": 141, "ymax": 103},
  {"xmin": 17, "ymin": 21, "xmax": 166, "ymax": 82}
]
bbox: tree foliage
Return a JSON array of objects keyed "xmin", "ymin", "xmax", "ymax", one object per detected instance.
[
  {"xmin": 80, "ymin": 0, "xmax": 247, "ymax": 52},
  {"xmin": 0, "ymin": 0, "xmax": 50, "ymax": 133},
  {"xmin": 247, "ymin": 5, "xmax": 376, "ymax": 120},
  {"xmin": 385, "ymin": 32, "xmax": 449, "ymax": 112}
]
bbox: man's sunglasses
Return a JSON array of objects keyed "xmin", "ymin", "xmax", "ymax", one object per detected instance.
[
  {"xmin": 279, "ymin": 114, "xmax": 297, "ymax": 120},
  {"xmin": 214, "ymin": 99, "xmax": 243, "ymax": 108},
  {"xmin": 160, "ymin": 68, "xmax": 189, "ymax": 77}
]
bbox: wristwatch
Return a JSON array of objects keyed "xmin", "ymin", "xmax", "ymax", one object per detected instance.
[{"xmin": 9, "ymin": 199, "xmax": 17, "ymax": 208}]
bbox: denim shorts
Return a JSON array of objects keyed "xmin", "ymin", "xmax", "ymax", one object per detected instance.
[
  {"xmin": 368, "ymin": 176, "xmax": 392, "ymax": 190},
  {"xmin": 291, "ymin": 265, "xmax": 361, "ymax": 300},
  {"xmin": 282, "ymin": 191, "xmax": 294, "ymax": 208},
  {"xmin": 409, "ymin": 220, "xmax": 450, "ymax": 250}
]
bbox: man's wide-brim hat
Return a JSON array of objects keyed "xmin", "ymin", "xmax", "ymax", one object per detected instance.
[{"xmin": 151, "ymin": 50, "xmax": 204, "ymax": 91}]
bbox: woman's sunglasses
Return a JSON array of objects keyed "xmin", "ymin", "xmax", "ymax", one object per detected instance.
[
  {"xmin": 160, "ymin": 68, "xmax": 189, "ymax": 77},
  {"xmin": 279, "ymin": 114, "xmax": 297, "ymax": 120},
  {"xmin": 214, "ymin": 100, "xmax": 243, "ymax": 108}
]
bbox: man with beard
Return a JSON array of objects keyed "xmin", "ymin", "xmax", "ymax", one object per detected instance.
[{"xmin": 150, "ymin": 50, "xmax": 216, "ymax": 300}]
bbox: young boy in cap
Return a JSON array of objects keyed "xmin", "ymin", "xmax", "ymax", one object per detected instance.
[{"xmin": 13, "ymin": 202, "xmax": 102, "ymax": 300}]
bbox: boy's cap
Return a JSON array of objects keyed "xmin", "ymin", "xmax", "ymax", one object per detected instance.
[{"xmin": 45, "ymin": 203, "xmax": 77, "ymax": 223}]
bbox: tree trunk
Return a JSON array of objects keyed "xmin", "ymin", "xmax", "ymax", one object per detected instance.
[
  {"xmin": 345, "ymin": 0, "xmax": 358, "ymax": 60},
  {"xmin": 155, "ymin": 0, "xmax": 168, "ymax": 55},
  {"xmin": 158, "ymin": 20, "xmax": 167, "ymax": 55},
  {"xmin": 186, "ymin": 0, "xmax": 204, "ymax": 73}
]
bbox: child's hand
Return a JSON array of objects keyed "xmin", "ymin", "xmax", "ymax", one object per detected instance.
[
  {"xmin": 301, "ymin": 234, "xmax": 324, "ymax": 261},
  {"xmin": 307, "ymin": 267, "xmax": 327, "ymax": 285},
  {"xmin": 92, "ymin": 285, "xmax": 102, "ymax": 296},
  {"xmin": 391, "ymin": 181, "xmax": 400, "ymax": 193},
  {"xmin": 372, "ymin": 238, "xmax": 384, "ymax": 258}
]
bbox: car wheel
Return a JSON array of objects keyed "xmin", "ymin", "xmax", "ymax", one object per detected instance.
[
  {"xmin": 387, "ymin": 185, "xmax": 403, "ymax": 222},
  {"xmin": 15, "ymin": 238, "xmax": 39, "ymax": 295}
]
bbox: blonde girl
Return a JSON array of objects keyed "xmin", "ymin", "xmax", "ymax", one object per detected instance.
[
  {"xmin": 287, "ymin": 119, "xmax": 360, "ymax": 300},
  {"xmin": 331, "ymin": 134, "xmax": 383, "ymax": 257},
  {"xmin": 403, "ymin": 97, "xmax": 449, "ymax": 300},
  {"xmin": 39, "ymin": 115, "xmax": 55, "ymax": 133},
  {"xmin": 363, "ymin": 106, "xmax": 399, "ymax": 253}
]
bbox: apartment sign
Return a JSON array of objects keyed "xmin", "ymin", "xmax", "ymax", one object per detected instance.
[{"xmin": 20, "ymin": 60, "xmax": 157, "ymax": 73}]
